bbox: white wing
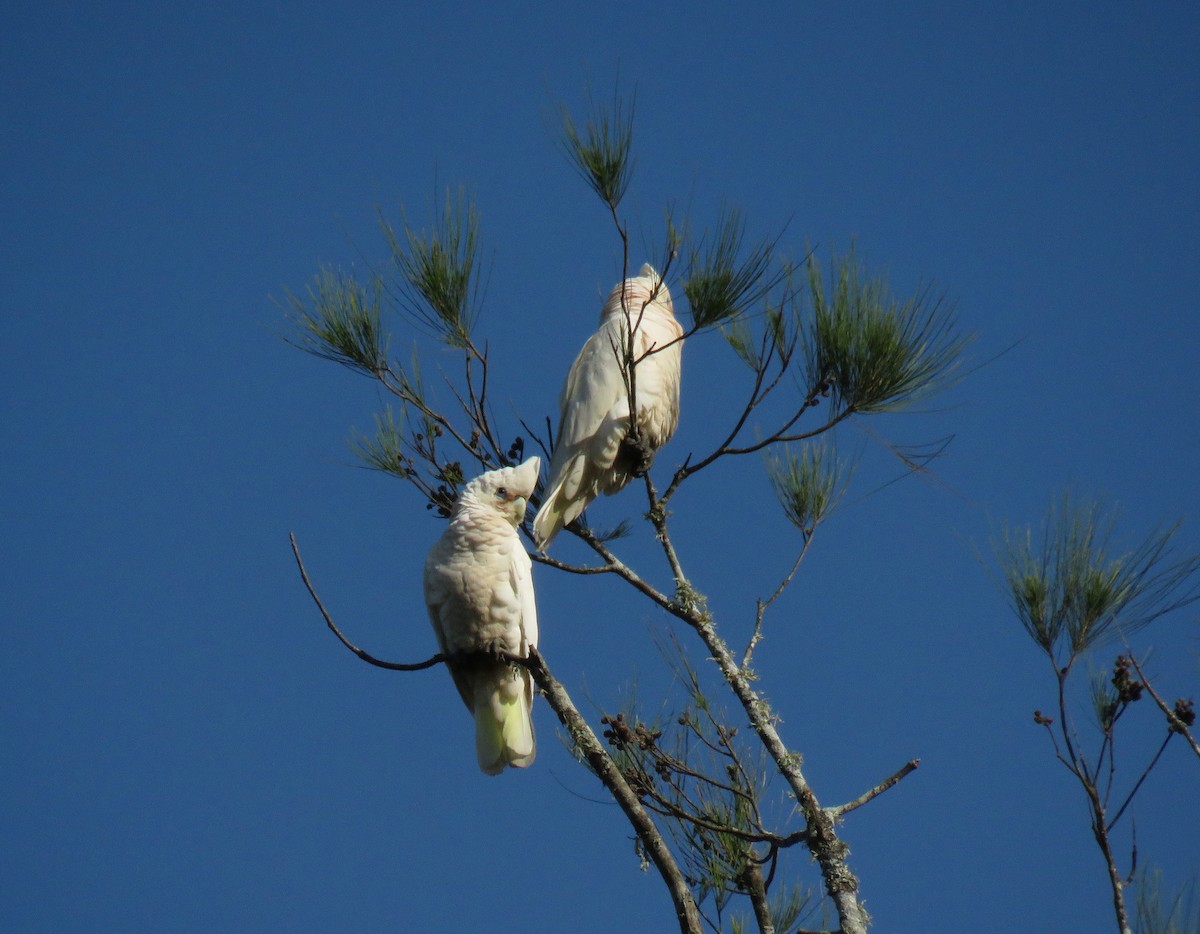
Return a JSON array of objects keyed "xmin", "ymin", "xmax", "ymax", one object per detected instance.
[
  {"xmin": 511, "ymin": 536, "xmax": 538, "ymax": 653},
  {"xmin": 533, "ymin": 264, "xmax": 683, "ymax": 547}
]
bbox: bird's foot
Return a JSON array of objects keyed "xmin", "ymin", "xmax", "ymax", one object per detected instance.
[{"xmin": 620, "ymin": 432, "xmax": 656, "ymax": 478}]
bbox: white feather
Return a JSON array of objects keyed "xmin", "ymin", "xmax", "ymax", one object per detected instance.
[
  {"xmin": 423, "ymin": 457, "xmax": 541, "ymax": 774},
  {"xmin": 533, "ymin": 263, "xmax": 683, "ymax": 547}
]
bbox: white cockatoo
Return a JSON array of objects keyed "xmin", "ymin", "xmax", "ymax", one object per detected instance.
[
  {"xmin": 533, "ymin": 263, "xmax": 683, "ymax": 548},
  {"xmin": 423, "ymin": 456, "xmax": 541, "ymax": 775}
]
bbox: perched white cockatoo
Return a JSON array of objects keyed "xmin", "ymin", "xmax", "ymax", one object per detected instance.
[
  {"xmin": 533, "ymin": 263, "xmax": 683, "ymax": 548},
  {"xmin": 423, "ymin": 456, "xmax": 541, "ymax": 775}
]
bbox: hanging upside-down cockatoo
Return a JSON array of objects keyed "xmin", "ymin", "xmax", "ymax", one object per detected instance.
[
  {"xmin": 423, "ymin": 456, "xmax": 541, "ymax": 775},
  {"xmin": 533, "ymin": 263, "xmax": 683, "ymax": 548}
]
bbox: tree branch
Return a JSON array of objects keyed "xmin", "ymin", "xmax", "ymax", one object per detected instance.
[
  {"xmin": 603, "ymin": 474, "xmax": 872, "ymax": 933},
  {"xmin": 523, "ymin": 649, "xmax": 703, "ymax": 933},
  {"xmin": 828, "ymin": 759, "xmax": 921, "ymax": 820},
  {"xmin": 746, "ymin": 533, "xmax": 814, "ymax": 668},
  {"xmin": 289, "ymin": 532, "xmax": 702, "ymax": 932},
  {"xmin": 740, "ymin": 858, "xmax": 776, "ymax": 934},
  {"xmin": 689, "ymin": 611, "xmax": 869, "ymax": 934},
  {"xmin": 1127, "ymin": 654, "xmax": 1200, "ymax": 760},
  {"xmin": 1106, "ymin": 733, "xmax": 1173, "ymax": 832},
  {"xmin": 1082, "ymin": 777, "xmax": 1132, "ymax": 934},
  {"xmin": 289, "ymin": 532, "xmax": 448, "ymax": 671}
]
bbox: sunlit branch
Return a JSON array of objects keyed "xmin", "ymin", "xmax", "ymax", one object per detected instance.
[
  {"xmin": 827, "ymin": 759, "xmax": 921, "ymax": 819},
  {"xmin": 590, "ymin": 480, "xmax": 869, "ymax": 931},
  {"xmin": 1127, "ymin": 654, "xmax": 1200, "ymax": 760},
  {"xmin": 523, "ymin": 649, "xmax": 703, "ymax": 933},
  {"xmin": 574, "ymin": 445, "xmax": 871, "ymax": 931}
]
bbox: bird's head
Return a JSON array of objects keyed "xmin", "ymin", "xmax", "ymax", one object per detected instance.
[
  {"xmin": 600, "ymin": 262, "xmax": 674, "ymax": 322},
  {"xmin": 458, "ymin": 456, "xmax": 541, "ymax": 526}
]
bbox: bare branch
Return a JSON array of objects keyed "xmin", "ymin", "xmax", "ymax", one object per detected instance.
[
  {"xmin": 529, "ymin": 549, "xmax": 619, "ymax": 576},
  {"xmin": 828, "ymin": 760, "xmax": 921, "ymax": 819},
  {"xmin": 523, "ymin": 650, "xmax": 703, "ymax": 933},
  {"xmin": 289, "ymin": 532, "xmax": 447, "ymax": 672},
  {"xmin": 660, "ymin": 399, "xmax": 852, "ymax": 509},
  {"xmin": 1106, "ymin": 734, "xmax": 1174, "ymax": 832},
  {"xmin": 642, "ymin": 471, "xmax": 688, "ymax": 589}
]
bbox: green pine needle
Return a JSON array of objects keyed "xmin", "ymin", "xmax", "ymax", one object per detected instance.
[
  {"xmin": 766, "ymin": 443, "xmax": 852, "ymax": 534},
  {"xmin": 382, "ymin": 187, "xmax": 481, "ymax": 348},
  {"xmin": 1134, "ymin": 867, "xmax": 1200, "ymax": 934},
  {"xmin": 722, "ymin": 316, "xmax": 760, "ymax": 370},
  {"xmin": 1087, "ymin": 665, "xmax": 1119, "ymax": 730},
  {"xmin": 804, "ymin": 250, "xmax": 967, "ymax": 414},
  {"xmin": 767, "ymin": 884, "xmax": 820, "ymax": 934},
  {"xmin": 997, "ymin": 494, "xmax": 1200, "ymax": 666},
  {"xmin": 558, "ymin": 89, "xmax": 636, "ymax": 209},
  {"xmin": 683, "ymin": 206, "xmax": 785, "ymax": 330},
  {"xmin": 285, "ymin": 266, "xmax": 388, "ymax": 375},
  {"xmin": 348, "ymin": 406, "xmax": 410, "ymax": 479}
]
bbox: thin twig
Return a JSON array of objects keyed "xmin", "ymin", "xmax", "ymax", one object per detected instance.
[
  {"xmin": 1099, "ymin": 710, "xmax": 1119, "ymax": 810},
  {"xmin": 643, "ymin": 471, "xmax": 688, "ymax": 588},
  {"xmin": 378, "ymin": 365, "xmax": 479, "ymax": 460},
  {"xmin": 528, "ymin": 546, "xmax": 617, "ymax": 576},
  {"xmin": 289, "ymin": 532, "xmax": 447, "ymax": 672},
  {"xmin": 745, "ymin": 532, "xmax": 814, "ymax": 668},
  {"xmin": 660, "ymin": 398, "xmax": 852, "ymax": 509},
  {"xmin": 1125, "ymin": 820, "xmax": 1138, "ymax": 886},
  {"xmin": 1056, "ymin": 667, "xmax": 1089, "ymax": 781},
  {"xmin": 1106, "ymin": 733, "xmax": 1174, "ymax": 832}
]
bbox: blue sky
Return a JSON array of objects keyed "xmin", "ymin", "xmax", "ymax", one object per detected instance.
[{"xmin": 3, "ymin": 2, "xmax": 1198, "ymax": 931}]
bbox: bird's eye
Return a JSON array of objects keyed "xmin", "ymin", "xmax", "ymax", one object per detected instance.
[{"xmin": 495, "ymin": 486, "xmax": 509, "ymax": 499}]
